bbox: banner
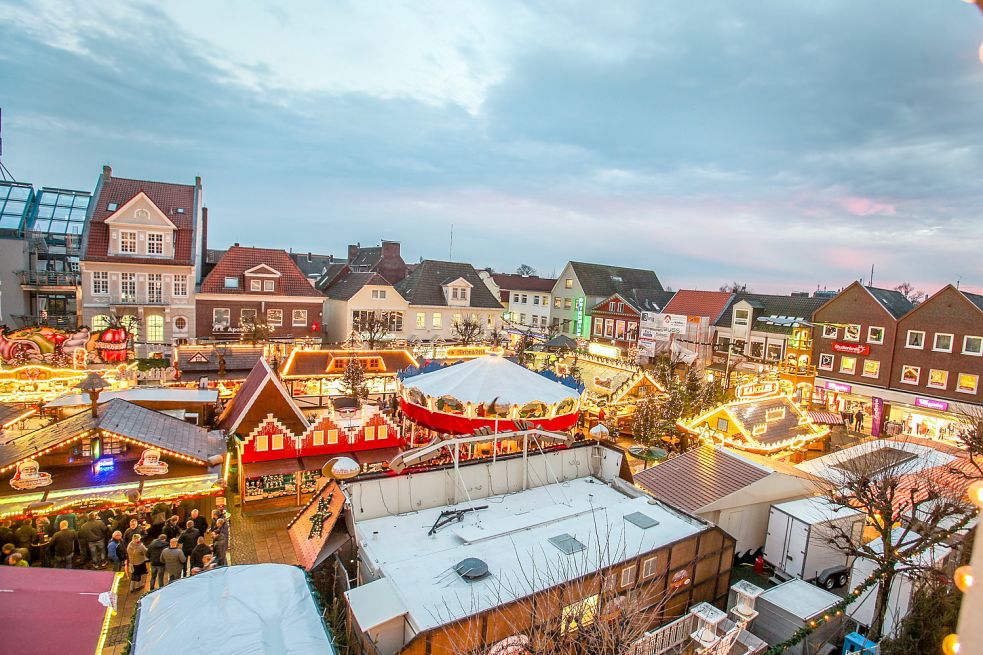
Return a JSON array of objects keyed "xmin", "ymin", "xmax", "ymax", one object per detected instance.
[
  {"xmin": 641, "ymin": 313, "xmax": 687, "ymax": 341},
  {"xmin": 870, "ymin": 397, "xmax": 884, "ymax": 437}
]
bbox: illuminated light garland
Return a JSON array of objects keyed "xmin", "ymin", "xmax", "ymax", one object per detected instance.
[{"xmin": 94, "ymin": 571, "xmax": 124, "ymax": 655}]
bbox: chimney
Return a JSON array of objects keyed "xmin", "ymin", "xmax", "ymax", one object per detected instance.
[
  {"xmin": 102, "ymin": 164, "xmax": 112, "ymax": 179},
  {"xmin": 307, "ymin": 252, "xmax": 312, "ymax": 262},
  {"xmin": 195, "ymin": 175, "xmax": 202, "ymax": 188},
  {"xmin": 234, "ymin": 242, "xmax": 240, "ymax": 247},
  {"xmin": 381, "ymin": 240, "xmax": 400, "ymax": 259},
  {"xmin": 348, "ymin": 244, "xmax": 359, "ymax": 261},
  {"xmin": 329, "ymin": 254, "xmax": 333, "ymax": 263},
  {"xmin": 200, "ymin": 207, "xmax": 208, "ymax": 271}
]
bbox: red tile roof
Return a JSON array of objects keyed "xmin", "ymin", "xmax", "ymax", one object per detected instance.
[
  {"xmin": 201, "ymin": 245, "xmax": 323, "ymax": 296},
  {"xmin": 662, "ymin": 290, "xmax": 734, "ymax": 321},
  {"xmin": 633, "ymin": 445, "xmax": 772, "ymax": 513},
  {"xmin": 84, "ymin": 175, "xmax": 197, "ymax": 265},
  {"xmin": 492, "ymin": 274, "xmax": 557, "ymax": 293}
]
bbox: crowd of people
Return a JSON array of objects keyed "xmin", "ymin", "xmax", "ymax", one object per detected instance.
[{"xmin": 0, "ymin": 501, "xmax": 231, "ymax": 593}]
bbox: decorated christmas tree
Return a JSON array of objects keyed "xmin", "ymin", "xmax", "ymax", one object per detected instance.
[{"xmin": 341, "ymin": 356, "xmax": 369, "ymax": 405}]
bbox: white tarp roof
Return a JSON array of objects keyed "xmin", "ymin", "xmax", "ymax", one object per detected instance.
[
  {"xmin": 404, "ymin": 355, "xmax": 580, "ymax": 405},
  {"xmin": 132, "ymin": 564, "xmax": 335, "ymax": 655},
  {"xmin": 46, "ymin": 388, "xmax": 218, "ymax": 408}
]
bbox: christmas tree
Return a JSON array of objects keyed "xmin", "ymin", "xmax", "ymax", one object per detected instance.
[{"xmin": 341, "ymin": 356, "xmax": 369, "ymax": 405}]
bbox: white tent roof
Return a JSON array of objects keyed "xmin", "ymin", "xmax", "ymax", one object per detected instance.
[
  {"xmin": 132, "ymin": 564, "xmax": 335, "ymax": 655},
  {"xmin": 46, "ymin": 388, "xmax": 218, "ymax": 408},
  {"xmin": 404, "ymin": 355, "xmax": 580, "ymax": 405}
]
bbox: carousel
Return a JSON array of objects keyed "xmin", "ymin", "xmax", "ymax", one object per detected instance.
[{"xmin": 398, "ymin": 355, "xmax": 582, "ymax": 436}]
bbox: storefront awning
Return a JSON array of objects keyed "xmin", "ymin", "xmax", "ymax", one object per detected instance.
[{"xmin": 808, "ymin": 411, "xmax": 845, "ymax": 425}]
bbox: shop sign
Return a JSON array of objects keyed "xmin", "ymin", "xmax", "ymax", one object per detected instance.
[
  {"xmin": 825, "ymin": 381, "xmax": 852, "ymax": 393},
  {"xmin": 445, "ymin": 346, "xmax": 495, "ymax": 359},
  {"xmin": 10, "ymin": 458, "xmax": 52, "ymax": 490},
  {"xmin": 735, "ymin": 381, "xmax": 780, "ymax": 400},
  {"xmin": 915, "ymin": 397, "xmax": 949, "ymax": 412},
  {"xmin": 832, "ymin": 342, "xmax": 870, "ymax": 356},
  {"xmin": 871, "ymin": 397, "xmax": 884, "ymax": 437},
  {"xmin": 587, "ymin": 342, "xmax": 621, "ymax": 359},
  {"xmin": 574, "ymin": 298, "xmax": 585, "ymax": 336},
  {"xmin": 134, "ymin": 448, "xmax": 169, "ymax": 476}
]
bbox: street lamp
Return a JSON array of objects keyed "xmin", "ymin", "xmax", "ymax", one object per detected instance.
[{"xmin": 75, "ymin": 372, "xmax": 110, "ymax": 418}]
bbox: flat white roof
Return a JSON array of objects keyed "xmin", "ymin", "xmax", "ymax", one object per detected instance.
[
  {"xmin": 349, "ymin": 477, "xmax": 703, "ymax": 633},
  {"xmin": 795, "ymin": 439, "xmax": 954, "ymax": 485},
  {"xmin": 772, "ymin": 497, "xmax": 861, "ymax": 525},
  {"xmin": 760, "ymin": 578, "xmax": 840, "ymax": 620},
  {"xmin": 344, "ymin": 577, "xmax": 408, "ymax": 630},
  {"xmin": 46, "ymin": 388, "xmax": 218, "ymax": 408}
]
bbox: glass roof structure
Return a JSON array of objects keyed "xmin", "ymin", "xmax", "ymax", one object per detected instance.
[
  {"xmin": 0, "ymin": 181, "xmax": 34, "ymax": 233},
  {"xmin": 29, "ymin": 187, "xmax": 91, "ymax": 239}
]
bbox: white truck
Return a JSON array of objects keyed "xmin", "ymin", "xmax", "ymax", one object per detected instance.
[{"xmin": 764, "ymin": 497, "xmax": 864, "ymax": 589}]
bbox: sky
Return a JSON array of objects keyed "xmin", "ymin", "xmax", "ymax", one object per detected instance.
[{"xmin": 1, "ymin": 0, "xmax": 982, "ymax": 294}]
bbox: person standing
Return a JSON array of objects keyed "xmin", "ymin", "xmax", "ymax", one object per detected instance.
[
  {"xmin": 210, "ymin": 517, "xmax": 229, "ymax": 566},
  {"xmin": 107, "ymin": 531, "xmax": 125, "ymax": 572},
  {"xmin": 161, "ymin": 538, "xmax": 186, "ymax": 585},
  {"xmin": 78, "ymin": 512, "xmax": 108, "ymax": 568},
  {"xmin": 49, "ymin": 521, "xmax": 77, "ymax": 569},
  {"xmin": 188, "ymin": 509, "xmax": 208, "ymax": 535},
  {"xmin": 177, "ymin": 521, "xmax": 199, "ymax": 575},
  {"xmin": 146, "ymin": 534, "xmax": 168, "ymax": 591},
  {"xmin": 127, "ymin": 534, "xmax": 149, "ymax": 592},
  {"xmin": 163, "ymin": 516, "xmax": 182, "ymax": 541},
  {"xmin": 189, "ymin": 536, "xmax": 211, "ymax": 574},
  {"xmin": 855, "ymin": 408, "xmax": 865, "ymax": 433},
  {"xmin": 13, "ymin": 520, "xmax": 36, "ymax": 552}
]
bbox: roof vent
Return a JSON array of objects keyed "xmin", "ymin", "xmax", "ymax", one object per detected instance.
[
  {"xmin": 107, "ymin": 202, "xmax": 118, "ymax": 211},
  {"xmin": 175, "ymin": 207, "xmax": 185, "ymax": 214},
  {"xmin": 548, "ymin": 533, "xmax": 586, "ymax": 555},
  {"xmin": 454, "ymin": 558, "xmax": 489, "ymax": 582},
  {"xmin": 624, "ymin": 511, "xmax": 659, "ymax": 530}
]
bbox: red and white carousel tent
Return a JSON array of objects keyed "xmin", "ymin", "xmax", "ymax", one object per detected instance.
[{"xmin": 399, "ymin": 355, "xmax": 582, "ymax": 434}]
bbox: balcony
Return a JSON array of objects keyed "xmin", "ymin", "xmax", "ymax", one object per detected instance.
[
  {"xmin": 779, "ymin": 362, "xmax": 817, "ymax": 377},
  {"xmin": 107, "ymin": 292, "xmax": 172, "ymax": 306},
  {"xmin": 12, "ymin": 314, "xmax": 79, "ymax": 330},
  {"xmin": 17, "ymin": 270, "xmax": 81, "ymax": 288}
]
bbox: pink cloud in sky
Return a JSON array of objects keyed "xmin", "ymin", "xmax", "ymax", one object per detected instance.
[{"xmin": 841, "ymin": 196, "xmax": 897, "ymax": 217}]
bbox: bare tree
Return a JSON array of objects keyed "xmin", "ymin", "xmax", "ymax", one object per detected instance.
[
  {"xmin": 893, "ymin": 282, "xmax": 927, "ymax": 305},
  {"xmin": 955, "ymin": 405, "xmax": 983, "ymax": 480},
  {"xmin": 452, "ymin": 316, "xmax": 483, "ymax": 345},
  {"xmin": 718, "ymin": 282, "xmax": 750, "ymax": 293},
  {"xmin": 354, "ymin": 311, "xmax": 392, "ymax": 350},
  {"xmin": 241, "ymin": 316, "xmax": 271, "ymax": 345},
  {"xmin": 515, "ymin": 264, "xmax": 537, "ymax": 276},
  {"xmin": 815, "ymin": 440, "xmax": 974, "ymax": 641}
]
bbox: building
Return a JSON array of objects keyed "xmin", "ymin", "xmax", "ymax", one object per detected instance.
[
  {"xmin": 713, "ymin": 292, "xmax": 829, "ymax": 368},
  {"xmin": 550, "ymin": 261, "xmax": 663, "ymax": 338},
  {"xmin": 393, "ymin": 260, "xmax": 504, "ymax": 342},
  {"xmin": 80, "ymin": 166, "xmax": 205, "ymax": 357},
  {"xmin": 633, "ymin": 445, "xmax": 816, "ymax": 555},
  {"xmin": 591, "ymin": 289, "xmax": 675, "ymax": 353},
  {"xmin": 487, "ymin": 273, "xmax": 555, "ymax": 334},
  {"xmin": 289, "ymin": 250, "xmax": 345, "ymax": 282},
  {"xmin": 321, "ymin": 272, "xmax": 408, "ymax": 344},
  {"xmin": 0, "ymin": 182, "xmax": 36, "ymax": 327},
  {"xmin": 342, "ymin": 437, "xmax": 742, "ymax": 655},
  {"xmin": 196, "ymin": 245, "xmax": 324, "ymax": 343},
  {"xmin": 812, "ymin": 282, "xmax": 914, "ymax": 418},
  {"xmin": 344, "ymin": 241, "xmax": 408, "ymax": 284}
]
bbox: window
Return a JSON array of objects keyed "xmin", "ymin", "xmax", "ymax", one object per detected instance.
[
  {"xmin": 521, "ymin": 294, "xmax": 528, "ymax": 304},
  {"xmin": 92, "ymin": 315, "xmax": 110, "ymax": 331},
  {"xmin": 862, "ymin": 360, "xmax": 880, "ymax": 378},
  {"xmin": 933, "ymin": 333, "xmax": 954, "ymax": 352},
  {"xmin": 839, "ymin": 356, "xmax": 857, "ymax": 375},
  {"xmin": 565, "ymin": 279, "xmax": 573, "ymax": 289},
  {"xmin": 554, "ymin": 297, "xmax": 561, "ymax": 308},
  {"xmin": 519, "ymin": 313, "xmax": 526, "ymax": 324},
  {"xmin": 734, "ymin": 309, "xmax": 749, "ymax": 326},
  {"xmin": 372, "ymin": 289, "xmax": 387, "ymax": 300},
  {"xmin": 512, "ymin": 293, "xmax": 519, "ymax": 303},
  {"xmin": 963, "ymin": 336, "xmax": 983, "ymax": 356},
  {"xmin": 822, "ymin": 325, "xmax": 838, "ymax": 339},
  {"xmin": 868, "ymin": 327, "xmax": 885, "ymax": 344},
  {"xmin": 250, "ymin": 279, "xmax": 262, "ymax": 291},
  {"xmin": 604, "ymin": 319, "xmax": 614, "ymax": 338},
  {"xmin": 715, "ymin": 418, "xmax": 729, "ymax": 431},
  {"xmin": 173, "ymin": 316, "xmax": 188, "ymax": 333},
  {"xmin": 642, "ymin": 556, "xmax": 659, "ymax": 579},
  {"xmin": 844, "ymin": 324, "xmax": 861, "ymax": 342},
  {"xmin": 486, "ymin": 314, "xmax": 493, "ymax": 327},
  {"xmin": 432, "ymin": 313, "xmax": 442, "ymax": 329},
  {"xmin": 213, "ymin": 308, "xmax": 231, "ymax": 328},
  {"xmin": 327, "ymin": 429, "xmax": 338, "ymax": 445},
  {"xmin": 560, "ymin": 595, "xmax": 598, "ymax": 635},
  {"xmin": 146, "ymin": 314, "xmax": 164, "ymax": 343},
  {"xmin": 92, "ymin": 271, "xmax": 109, "ymax": 295},
  {"xmin": 620, "ymin": 564, "xmax": 636, "ymax": 587},
  {"xmin": 267, "ymin": 309, "xmax": 283, "ymax": 326},
  {"xmin": 364, "ymin": 426, "xmax": 375, "ymax": 441},
  {"xmin": 173, "ymin": 275, "xmax": 188, "ymax": 297},
  {"xmin": 272, "ymin": 433, "xmax": 284, "ymax": 450},
  {"xmin": 291, "ymin": 309, "xmax": 308, "ymax": 327},
  {"xmin": 224, "ymin": 276, "xmax": 239, "ymax": 289},
  {"xmin": 957, "ymin": 373, "xmax": 979, "ymax": 394},
  {"xmin": 119, "ymin": 231, "xmax": 137, "ymax": 253},
  {"xmin": 263, "ymin": 280, "xmax": 275, "ymax": 292},
  {"xmin": 451, "ymin": 287, "xmax": 459, "ymax": 300},
  {"xmin": 900, "ymin": 365, "xmax": 920, "ymax": 385},
  {"xmin": 120, "ymin": 273, "xmax": 136, "ymax": 301},
  {"xmin": 254, "ymin": 434, "xmax": 268, "ymax": 451},
  {"xmin": 615, "ymin": 320, "xmax": 626, "ymax": 340},
  {"xmin": 533, "ymin": 295, "xmax": 539, "ymax": 305},
  {"xmin": 416, "ymin": 313, "xmax": 425, "ymax": 329},
  {"xmin": 452, "ymin": 313, "xmax": 462, "ymax": 325},
  {"xmin": 818, "ymin": 353, "xmax": 834, "ymax": 371},
  {"xmin": 147, "ymin": 274, "xmax": 162, "ymax": 303},
  {"xmin": 241, "ymin": 308, "xmax": 257, "ymax": 325},
  {"xmin": 564, "ymin": 298, "xmax": 572, "ymax": 310},
  {"xmin": 312, "ymin": 431, "xmax": 324, "ymax": 446},
  {"xmin": 928, "ymin": 369, "xmax": 948, "ymax": 389},
  {"xmin": 594, "ymin": 319, "xmax": 603, "ymax": 336},
  {"xmin": 146, "ymin": 233, "xmax": 163, "ymax": 254},
  {"xmin": 906, "ymin": 330, "xmax": 925, "ymax": 349}
]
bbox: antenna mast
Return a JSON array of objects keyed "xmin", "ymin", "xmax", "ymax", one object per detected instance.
[
  {"xmin": 0, "ymin": 108, "xmax": 15, "ymax": 182},
  {"xmin": 449, "ymin": 223, "xmax": 454, "ymax": 260}
]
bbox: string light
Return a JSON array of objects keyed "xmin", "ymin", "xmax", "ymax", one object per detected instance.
[
  {"xmin": 969, "ymin": 480, "xmax": 983, "ymax": 509},
  {"xmin": 942, "ymin": 633, "xmax": 961, "ymax": 655},
  {"xmin": 954, "ymin": 566, "xmax": 974, "ymax": 593}
]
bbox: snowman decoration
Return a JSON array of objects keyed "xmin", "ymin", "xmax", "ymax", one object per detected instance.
[
  {"xmin": 134, "ymin": 448, "xmax": 169, "ymax": 476},
  {"xmin": 10, "ymin": 458, "xmax": 53, "ymax": 490}
]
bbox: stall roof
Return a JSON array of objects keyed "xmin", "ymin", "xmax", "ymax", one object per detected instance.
[
  {"xmin": 174, "ymin": 344, "xmax": 265, "ymax": 376},
  {"xmin": 288, "ymin": 480, "xmax": 346, "ymax": 570},
  {"xmin": 760, "ymin": 578, "xmax": 841, "ymax": 620},
  {"xmin": 404, "ymin": 355, "xmax": 580, "ymax": 405},
  {"xmin": 0, "ymin": 402, "xmax": 36, "ymax": 428},
  {"xmin": 0, "ymin": 567, "xmax": 117, "ymax": 655},
  {"xmin": 281, "ymin": 349, "xmax": 417, "ymax": 378},
  {"xmin": 217, "ymin": 358, "xmax": 309, "ymax": 437},
  {"xmin": 132, "ymin": 564, "xmax": 336, "ymax": 655},
  {"xmin": 45, "ymin": 387, "xmax": 218, "ymax": 408}
]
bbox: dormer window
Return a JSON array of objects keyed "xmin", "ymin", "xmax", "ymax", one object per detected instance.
[
  {"xmin": 107, "ymin": 202, "xmax": 119, "ymax": 211},
  {"xmin": 147, "ymin": 233, "xmax": 163, "ymax": 254},
  {"xmin": 224, "ymin": 277, "xmax": 239, "ymax": 289},
  {"xmin": 459, "ymin": 287, "xmax": 468, "ymax": 301},
  {"xmin": 250, "ymin": 279, "xmax": 262, "ymax": 292},
  {"xmin": 120, "ymin": 231, "xmax": 137, "ymax": 254}
]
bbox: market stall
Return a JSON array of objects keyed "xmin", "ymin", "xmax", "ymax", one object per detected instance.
[
  {"xmin": 398, "ymin": 355, "xmax": 582, "ymax": 435},
  {"xmin": 280, "ymin": 348, "xmax": 417, "ymax": 408}
]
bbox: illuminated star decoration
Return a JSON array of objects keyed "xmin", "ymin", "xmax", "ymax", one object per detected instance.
[{"xmin": 308, "ymin": 493, "xmax": 334, "ymax": 540}]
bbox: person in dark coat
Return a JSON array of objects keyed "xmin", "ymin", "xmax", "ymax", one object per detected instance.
[
  {"xmin": 13, "ymin": 520, "xmax": 36, "ymax": 551},
  {"xmin": 146, "ymin": 534, "xmax": 168, "ymax": 591},
  {"xmin": 177, "ymin": 521, "xmax": 199, "ymax": 574},
  {"xmin": 0, "ymin": 522, "xmax": 13, "ymax": 549},
  {"xmin": 854, "ymin": 409, "xmax": 865, "ymax": 432},
  {"xmin": 78, "ymin": 513, "xmax": 108, "ymax": 567},
  {"xmin": 163, "ymin": 516, "xmax": 182, "ymax": 541},
  {"xmin": 188, "ymin": 509, "xmax": 208, "ymax": 535},
  {"xmin": 189, "ymin": 536, "xmax": 211, "ymax": 573},
  {"xmin": 210, "ymin": 517, "xmax": 229, "ymax": 566},
  {"xmin": 107, "ymin": 531, "xmax": 125, "ymax": 572},
  {"xmin": 49, "ymin": 521, "xmax": 77, "ymax": 569}
]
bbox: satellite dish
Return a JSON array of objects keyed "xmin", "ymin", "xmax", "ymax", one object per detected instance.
[
  {"xmin": 322, "ymin": 456, "xmax": 360, "ymax": 480},
  {"xmin": 454, "ymin": 557, "xmax": 490, "ymax": 581}
]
